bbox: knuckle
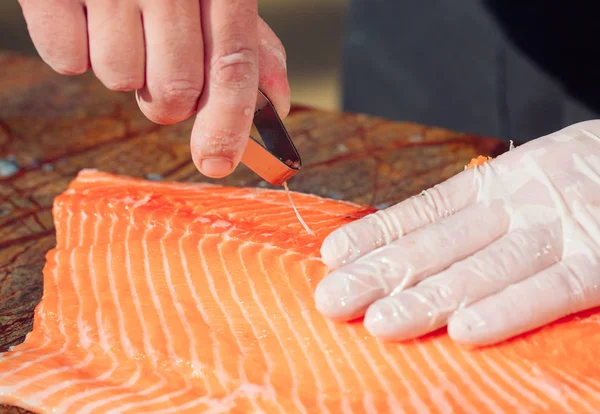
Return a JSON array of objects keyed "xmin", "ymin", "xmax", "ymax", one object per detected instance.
[
  {"xmin": 369, "ymin": 209, "xmax": 401, "ymax": 243},
  {"xmin": 211, "ymin": 45, "xmax": 257, "ymax": 90},
  {"xmin": 34, "ymin": 37, "xmax": 89, "ymax": 76},
  {"xmin": 140, "ymin": 79, "xmax": 202, "ymax": 125},
  {"xmin": 422, "ymin": 284, "xmax": 454, "ymax": 308},
  {"xmin": 50, "ymin": 60, "xmax": 89, "ymax": 75},
  {"xmin": 276, "ymin": 38, "xmax": 287, "ymax": 58},
  {"xmin": 92, "ymin": 45, "xmax": 145, "ymax": 91},
  {"xmin": 37, "ymin": 40, "xmax": 89, "ymax": 76},
  {"xmin": 271, "ymin": 37, "xmax": 287, "ymax": 61},
  {"xmin": 191, "ymin": 127, "xmax": 246, "ymax": 161},
  {"xmin": 138, "ymin": 104, "xmax": 171, "ymax": 126},
  {"xmin": 103, "ymin": 77, "xmax": 144, "ymax": 92},
  {"xmin": 258, "ymin": 40, "xmax": 287, "ymax": 80},
  {"xmin": 156, "ymin": 79, "xmax": 202, "ymax": 106},
  {"xmin": 205, "ymin": 129, "xmax": 243, "ymax": 153},
  {"xmin": 421, "ymin": 186, "xmax": 452, "ymax": 219}
]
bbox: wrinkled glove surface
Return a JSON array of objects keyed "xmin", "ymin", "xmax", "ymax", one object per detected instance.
[{"xmin": 316, "ymin": 120, "xmax": 600, "ymax": 346}]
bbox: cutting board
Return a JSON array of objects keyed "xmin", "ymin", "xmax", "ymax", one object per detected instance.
[{"xmin": 0, "ymin": 52, "xmax": 509, "ymax": 413}]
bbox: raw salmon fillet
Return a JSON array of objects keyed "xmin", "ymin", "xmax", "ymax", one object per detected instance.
[{"xmin": 1, "ymin": 170, "xmax": 599, "ymax": 413}]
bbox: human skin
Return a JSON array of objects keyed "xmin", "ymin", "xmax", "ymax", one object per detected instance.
[{"xmin": 19, "ymin": 0, "xmax": 291, "ymax": 179}]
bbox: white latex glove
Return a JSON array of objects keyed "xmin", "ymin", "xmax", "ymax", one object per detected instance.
[{"xmin": 316, "ymin": 120, "xmax": 600, "ymax": 346}]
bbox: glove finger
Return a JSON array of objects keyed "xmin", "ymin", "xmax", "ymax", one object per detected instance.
[
  {"xmin": 363, "ymin": 224, "xmax": 562, "ymax": 341},
  {"xmin": 315, "ymin": 201, "xmax": 509, "ymax": 321},
  {"xmin": 448, "ymin": 255, "xmax": 600, "ymax": 346},
  {"xmin": 321, "ymin": 165, "xmax": 482, "ymax": 270}
]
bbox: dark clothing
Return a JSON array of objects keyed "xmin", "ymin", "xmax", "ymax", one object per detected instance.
[{"xmin": 342, "ymin": 1, "xmax": 600, "ymax": 142}]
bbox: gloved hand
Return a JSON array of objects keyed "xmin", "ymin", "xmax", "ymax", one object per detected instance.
[
  {"xmin": 19, "ymin": 0, "xmax": 290, "ymax": 179},
  {"xmin": 316, "ymin": 120, "xmax": 600, "ymax": 346}
]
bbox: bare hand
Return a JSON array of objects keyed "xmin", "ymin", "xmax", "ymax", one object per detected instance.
[{"xmin": 19, "ymin": 0, "xmax": 290, "ymax": 178}]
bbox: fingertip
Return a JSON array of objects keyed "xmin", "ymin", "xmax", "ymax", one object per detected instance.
[
  {"xmin": 35, "ymin": 33, "xmax": 90, "ymax": 76},
  {"xmin": 198, "ymin": 157, "xmax": 234, "ymax": 178},
  {"xmin": 21, "ymin": 1, "xmax": 89, "ymax": 77},
  {"xmin": 364, "ymin": 300, "xmax": 399, "ymax": 339},
  {"xmin": 99, "ymin": 75, "xmax": 144, "ymax": 92},
  {"xmin": 319, "ymin": 212, "xmax": 389, "ymax": 269},
  {"xmin": 313, "ymin": 281, "xmax": 338, "ymax": 318},
  {"xmin": 137, "ymin": 104, "xmax": 195, "ymax": 126},
  {"xmin": 260, "ymin": 75, "xmax": 291, "ymax": 120},
  {"xmin": 447, "ymin": 312, "xmax": 469, "ymax": 343},
  {"xmin": 256, "ymin": 21, "xmax": 290, "ymax": 120},
  {"xmin": 136, "ymin": 87, "xmax": 198, "ymax": 125},
  {"xmin": 265, "ymin": 76, "xmax": 290, "ymax": 120},
  {"xmin": 319, "ymin": 229, "xmax": 353, "ymax": 270},
  {"xmin": 314, "ymin": 275, "xmax": 364, "ymax": 322},
  {"xmin": 275, "ymin": 91, "xmax": 291, "ymax": 120},
  {"xmin": 190, "ymin": 148, "xmax": 237, "ymax": 179},
  {"xmin": 447, "ymin": 308, "xmax": 493, "ymax": 346},
  {"xmin": 190, "ymin": 123, "xmax": 248, "ymax": 179},
  {"xmin": 257, "ymin": 44, "xmax": 290, "ymax": 119},
  {"xmin": 315, "ymin": 266, "xmax": 386, "ymax": 323},
  {"xmin": 49, "ymin": 59, "xmax": 90, "ymax": 76},
  {"xmin": 365, "ymin": 296, "xmax": 435, "ymax": 342},
  {"xmin": 260, "ymin": 71, "xmax": 290, "ymax": 120}
]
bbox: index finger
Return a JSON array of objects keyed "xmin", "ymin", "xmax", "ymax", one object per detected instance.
[
  {"xmin": 191, "ymin": 0, "xmax": 259, "ymax": 178},
  {"xmin": 320, "ymin": 164, "xmax": 483, "ymax": 270}
]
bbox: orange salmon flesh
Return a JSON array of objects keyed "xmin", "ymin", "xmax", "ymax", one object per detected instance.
[
  {"xmin": 465, "ymin": 155, "xmax": 493, "ymax": 169},
  {"xmin": 0, "ymin": 169, "xmax": 599, "ymax": 413}
]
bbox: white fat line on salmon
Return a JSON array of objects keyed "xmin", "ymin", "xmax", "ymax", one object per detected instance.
[{"xmin": 283, "ymin": 181, "xmax": 315, "ymax": 235}]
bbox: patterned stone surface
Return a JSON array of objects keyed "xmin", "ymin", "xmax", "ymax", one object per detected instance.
[{"xmin": 0, "ymin": 52, "xmax": 508, "ymax": 413}]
